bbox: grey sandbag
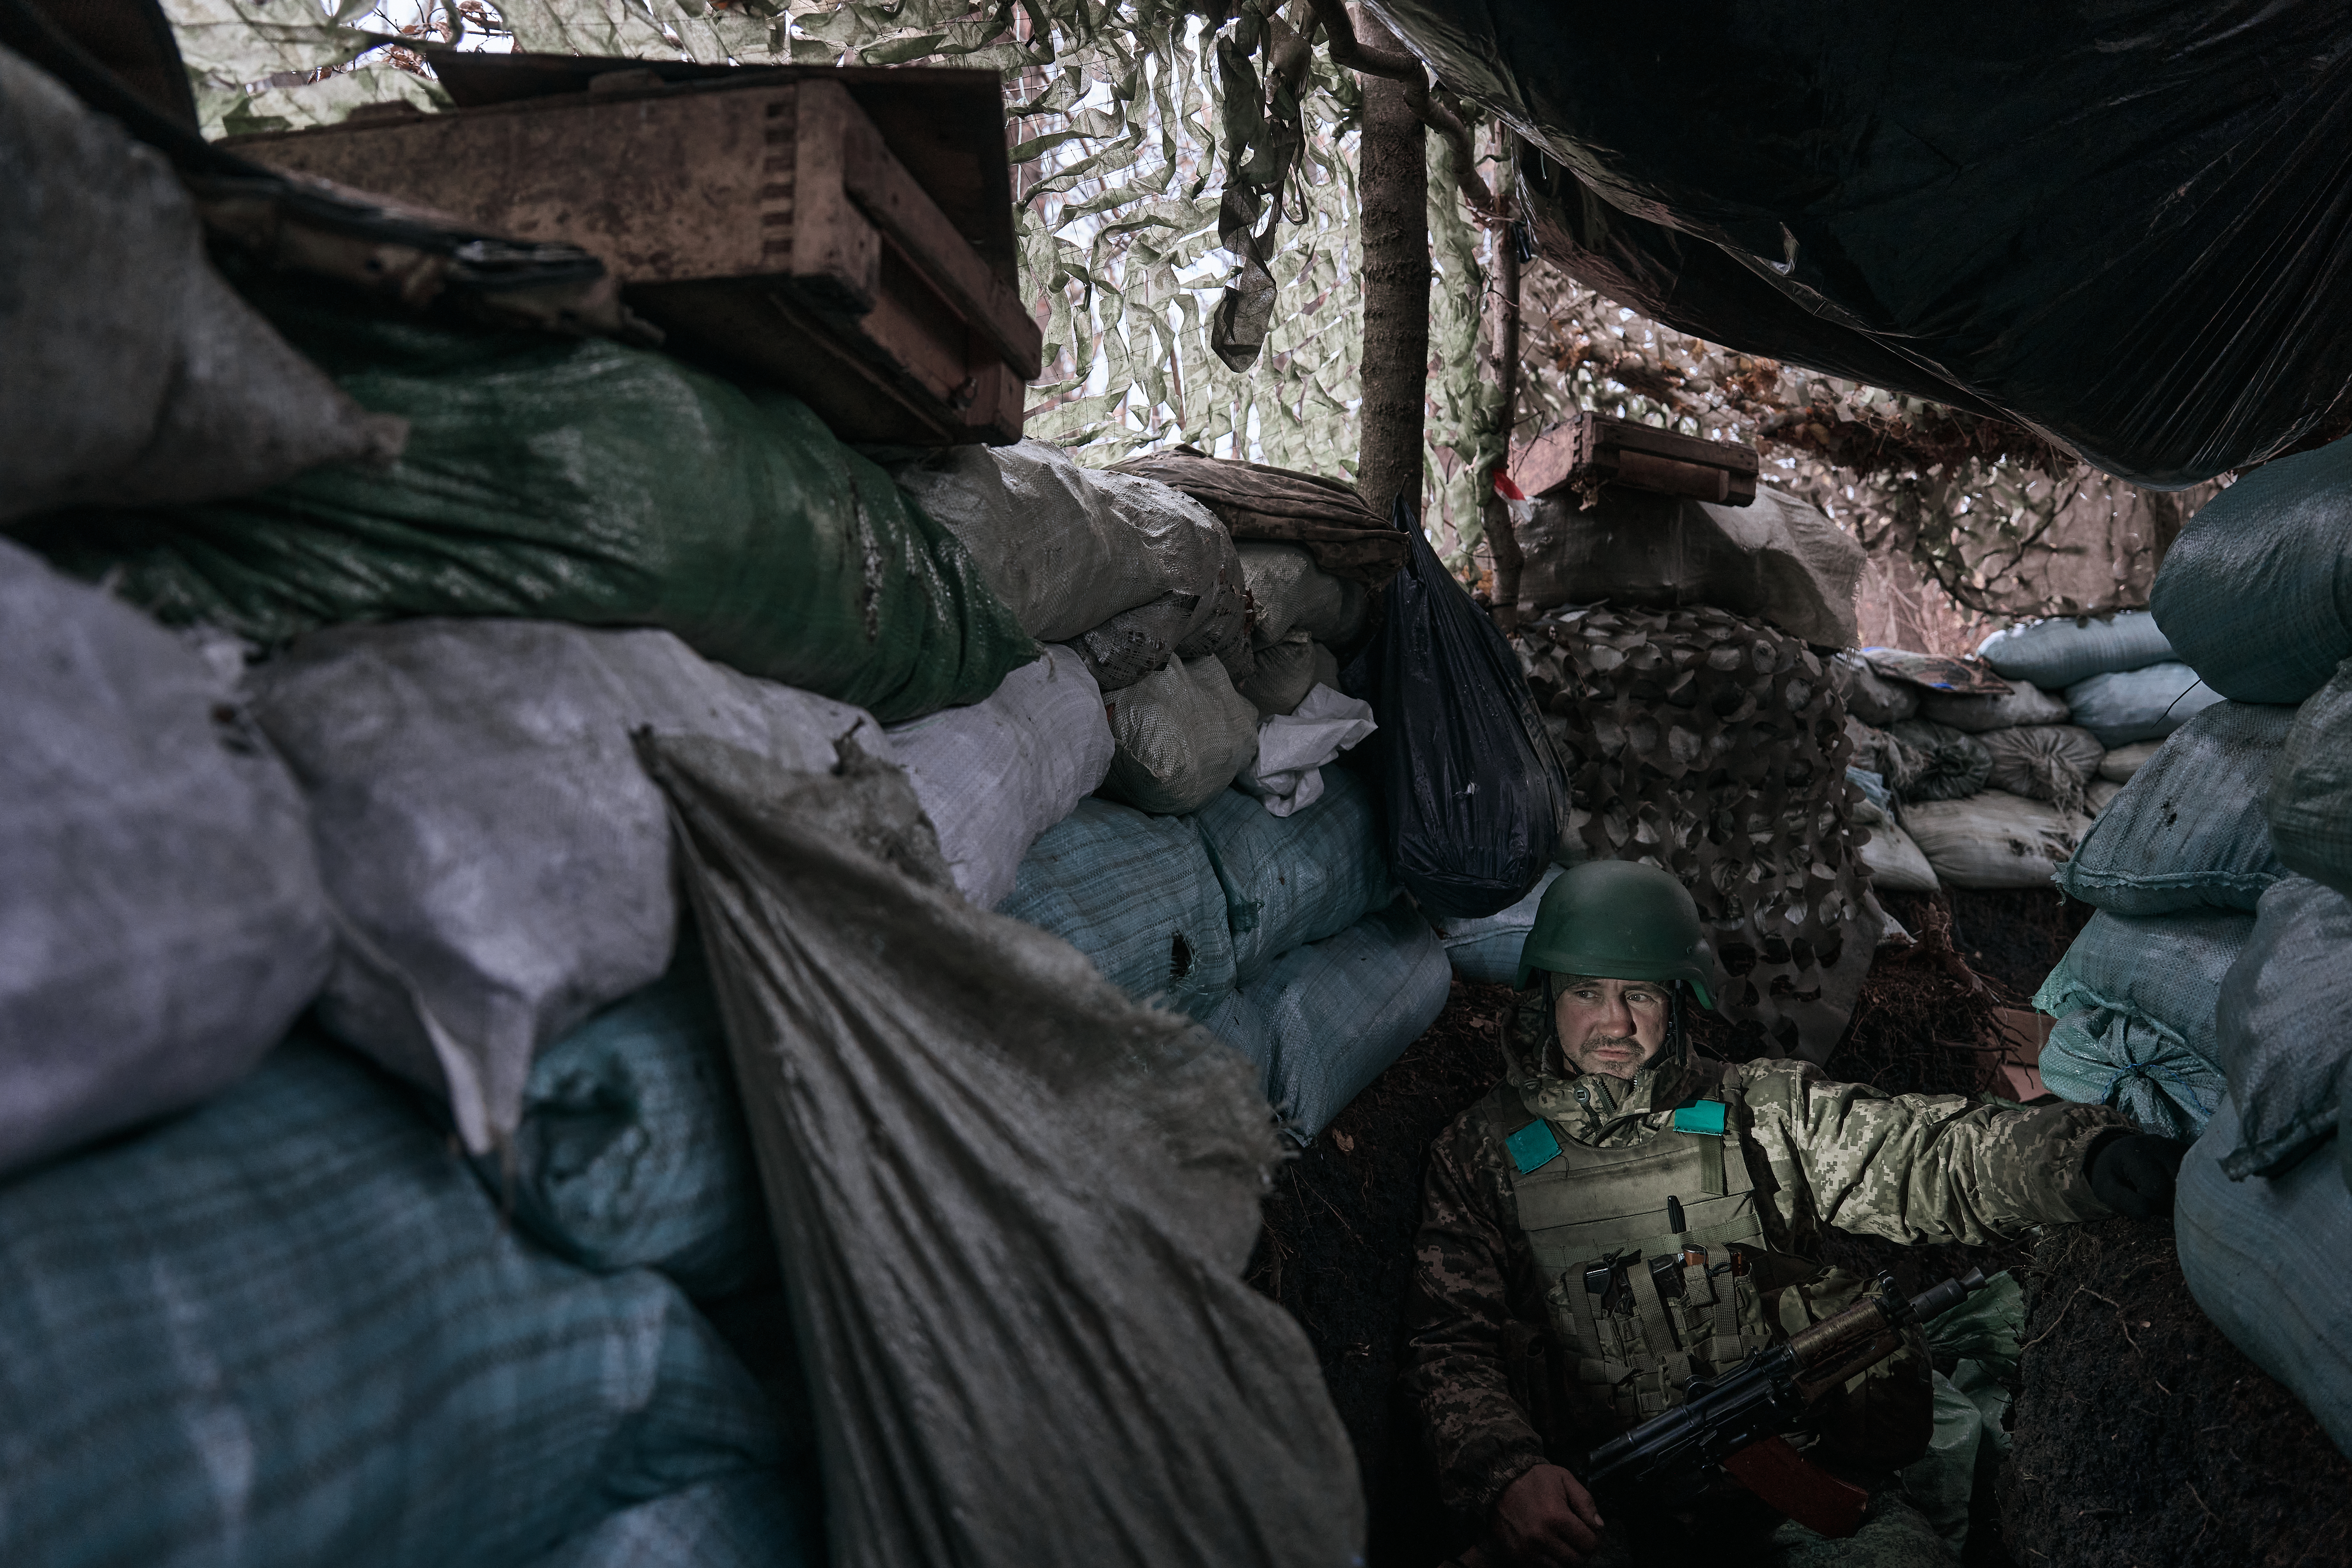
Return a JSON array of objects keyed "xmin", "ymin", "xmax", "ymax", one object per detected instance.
[
  {"xmin": 1900, "ymin": 791, "xmax": 2086, "ymax": 890},
  {"xmin": 1830, "ymin": 651, "xmax": 1919, "ymax": 725},
  {"xmin": 0, "ymin": 1031, "xmax": 786, "ymax": 1567},
  {"xmin": 0, "ymin": 45, "xmax": 402, "ymax": 522},
  {"xmin": 1236, "ymin": 629, "xmax": 1323, "ymax": 716},
  {"xmin": 1975, "ymin": 611, "xmax": 2174, "ymax": 690},
  {"xmin": 251, "ymin": 617, "xmax": 882, "ymax": 1153},
  {"xmin": 500, "ymin": 934, "xmax": 764, "ymax": 1299},
  {"xmin": 1238, "ymin": 898, "xmax": 1453, "ymax": 1138},
  {"xmin": 1854, "ymin": 797, "xmax": 1939, "ymax": 894},
  {"xmin": 1194, "ymin": 769, "xmax": 1396, "ymax": 985},
  {"xmin": 1099, "ymin": 653, "xmax": 1262, "ymax": 816},
  {"xmin": 1885, "ymin": 719, "xmax": 1993, "ymax": 802},
  {"xmin": 2036, "ymin": 906, "xmax": 2253, "ymax": 1086},
  {"xmin": 1514, "ymin": 484, "xmax": 1864, "ymax": 646},
  {"xmin": 889, "ymin": 439, "xmax": 1177, "ymax": 641},
  {"xmin": 997, "ymin": 798, "xmax": 1239, "ymax": 1021},
  {"xmin": 0, "ymin": 536, "xmax": 332, "ymax": 1177},
  {"xmin": 2150, "ymin": 435, "xmax": 2352, "ymax": 705},
  {"xmin": 2054, "ymin": 701, "xmax": 2296, "ymax": 914},
  {"xmin": 2097, "ymin": 739, "xmax": 2161, "ymax": 782},
  {"xmin": 2176, "ymin": 1095, "xmax": 2352, "ymax": 1457},
  {"xmin": 1978, "ymin": 724, "xmax": 2103, "ymax": 808},
  {"xmin": 2214, "ymin": 876, "xmax": 2352, "ymax": 1181},
  {"xmin": 1241, "ymin": 542, "xmax": 1369, "ymax": 648},
  {"xmin": 639, "ymin": 731, "xmax": 1365, "ymax": 1568},
  {"xmin": 1919, "ymin": 683, "xmax": 2070, "ymax": 733},
  {"xmin": 2063, "ymin": 661, "xmax": 2223, "ymax": 746},
  {"xmin": 2268, "ymin": 656, "xmax": 2352, "ymax": 897}
]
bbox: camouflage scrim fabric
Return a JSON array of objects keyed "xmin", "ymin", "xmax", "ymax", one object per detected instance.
[
  {"xmin": 1401, "ymin": 991, "xmax": 2129, "ymax": 1518},
  {"xmin": 1516, "ymin": 604, "xmax": 1875, "ymax": 1062}
]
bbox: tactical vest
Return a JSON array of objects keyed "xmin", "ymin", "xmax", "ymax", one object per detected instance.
[{"xmin": 1480, "ymin": 1062, "xmax": 1784, "ymax": 1430}]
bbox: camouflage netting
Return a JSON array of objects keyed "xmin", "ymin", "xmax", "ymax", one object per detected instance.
[{"xmin": 1515, "ymin": 603, "xmax": 1878, "ymax": 1063}]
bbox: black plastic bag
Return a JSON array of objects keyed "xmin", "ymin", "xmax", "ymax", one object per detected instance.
[
  {"xmin": 1370, "ymin": 0, "xmax": 2352, "ymax": 486},
  {"xmin": 1344, "ymin": 497, "xmax": 1567, "ymax": 920}
]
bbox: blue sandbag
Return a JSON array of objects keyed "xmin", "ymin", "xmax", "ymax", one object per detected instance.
[
  {"xmin": 1975, "ymin": 611, "xmax": 2174, "ymax": 690},
  {"xmin": 1193, "ymin": 771, "xmax": 1395, "ymax": 986},
  {"xmin": 2151, "ymin": 436, "xmax": 2352, "ymax": 705},
  {"xmin": 497, "ymin": 932, "xmax": 765, "ymax": 1299},
  {"xmin": 2034, "ymin": 907, "xmax": 2251, "ymax": 1137},
  {"xmin": 996, "ymin": 797, "xmax": 1237, "ymax": 1021},
  {"xmin": 1240, "ymin": 898, "xmax": 1452, "ymax": 1137},
  {"xmin": 2037, "ymin": 1009, "xmax": 2224, "ymax": 1142},
  {"xmin": 1195, "ymin": 987, "xmax": 1279, "ymax": 1104},
  {"xmin": 530, "ymin": 1473, "xmax": 822, "ymax": 1568},
  {"xmin": 2062, "ymin": 662, "xmax": 2222, "ymax": 746},
  {"xmin": 2176, "ymin": 1095, "xmax": 2352, "ymax": 1458},
  {"xmin": 0, "ymin": 1032, "xmax": 785, "ymax": 1568},
  {"xmin": 1428, "ymin": 864, "xmax": 1566, "ymax": 985},
  {"xmin": 2054, "ymin": 701, "xmax": 2295, "ymax": 915}
]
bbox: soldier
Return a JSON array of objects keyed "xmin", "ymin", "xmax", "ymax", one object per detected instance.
[{"xmin": 1403, "ymin": 860, "xmax": 2187, "ymax": 1566}]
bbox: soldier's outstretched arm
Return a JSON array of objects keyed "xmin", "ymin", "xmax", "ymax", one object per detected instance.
[
  {"xmin": 1735, "ymin": 1061, "xmax": 2130, "ymax": 1247},
  {"xmin": 1401, "ymin": 1111, "xmax": 1552, "ymax": 1520}
]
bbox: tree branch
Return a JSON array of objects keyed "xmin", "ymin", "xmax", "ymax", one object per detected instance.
[{"xmin": 1306, "ymin": 0, "xmax": 1500, "ymax": 220}]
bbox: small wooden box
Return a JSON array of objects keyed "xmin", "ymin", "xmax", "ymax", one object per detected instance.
[
  {"xmin": 230, "ymin": 54, "xmax": 1041, "ymax": 446},
  {"xmin": 1513, "ymin": 412, "xmax": 1760, "ymax": 506}
]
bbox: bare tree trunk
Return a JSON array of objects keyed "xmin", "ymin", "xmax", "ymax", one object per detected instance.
[
  {"xmin": 1483, "ymin": 200, "xmax": 1524, "ymax": 627},
  {"xmin": 1351, "ymin": 5, "xmax": 1428, "ymax": 524}
]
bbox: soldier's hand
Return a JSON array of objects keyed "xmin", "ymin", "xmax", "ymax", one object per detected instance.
[
  {"xmin": 2086, "ymin": 1131, "xmax": 2190, "ymax": 1218},
  {"xmin": 1490, "ymin": 1463, "xmax": 1604, "ymax": 1566}
]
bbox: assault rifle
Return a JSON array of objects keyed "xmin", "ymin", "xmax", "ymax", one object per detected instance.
[{"xmin": 1581, "ymin": 1267, "xmax": 1988, "ymax": 1538}]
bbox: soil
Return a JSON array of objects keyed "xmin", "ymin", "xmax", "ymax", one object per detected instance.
[
  {"xmin": 1241, "ymin": 883, "xmax": 2180, "ymax": 1567},
  {"xmin": 2001, "ymin": 1218, "xmax": 2352, "ymax": 1568}
]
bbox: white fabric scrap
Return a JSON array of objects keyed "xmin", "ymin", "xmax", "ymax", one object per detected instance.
[{"xmin": 1236, "ymin": 684, "xmax": 1377, "ymax": 817}]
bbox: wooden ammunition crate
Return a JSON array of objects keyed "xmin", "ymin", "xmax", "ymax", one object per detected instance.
[
  {"xmin": 230, "ymin": 53, "xmax": 1040, "ymax": 446},
  {"xmin": 1512, "ymin": 412, "xmax": 1760, "ymax": 506}
]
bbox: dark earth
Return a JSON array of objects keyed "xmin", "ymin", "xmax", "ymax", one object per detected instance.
[{"xmin": 1247, "ymin": 887, "xmax": 2351, "ymax": 1568}]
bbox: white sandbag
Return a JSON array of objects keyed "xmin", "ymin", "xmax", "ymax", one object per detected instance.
[
  {"xmin": 0, "ymin": 44, "xmax": 402, "ymax": 522},
  {"xmin": 1975, "ymin": 610, "xmax": 2174, "ymax": 689},
  {"xmin": 1233, "ymin": 684, "xmax": 1377, "ymax": 817},
  {"xmin": 642, "ymin": 733, "xmax": 1365, "ymax": 1565},
  {"xmin": 1919, "ymin": 683, "xmax": 2071, "ymax": 733},
  {"xmin": 887, "ymin": 440, "xmax": 1170, "ymax": 641},
  {"xmin": 1240, "ymin": 899, "xmax": 1453, "ymax": 1137},
  {"xmin": 250, "ymin": 618, "xmax": 882, "ymax": 1153},
  {"xmin": 1099, "ymin": 655, "xmax": 1261, "ymax": 816},
  {"xmin": 2097, "ymin": 740, "xmax": 2159, "ymax": 782},
  {"xmin": 1855, "ymin": 802, "xmax": 1939, "ymax": 893},
  {"xmin": 1515, "ymin": 484, "xmax": 1864, "ymax": 647},
  {"xmin": 2087, "ymin": 779, "xmax": 2123, "ymax": 813},
  {"xmin": 1428, "ymin": 865, "xmax": 1565, "ymax": 984},
  {"xmin": 1239, "ymin": 543, "xmax": 1369, "ymax": 648},
  {"xmin": 1830, "ymin": 651, "xmax": 1920, "ymax": 725},
  {"xmin": 1980, "ymin": 724, "xmax": 2105, "ymax": 807},
  {"xmin": 1900, "ymin": 791, "xmax": 2089, "ymax": 890},
  {"xmin": 0, "ymin": 537, "xmax": 332, "ymax": 1176},
  {"xmin": 2064, "ymin": 661, "xmax": 2224, "ymax": 746},
  {"xmin": 2176, "ymin": 1096, "xmax": 2352, "ymax": 1457},
  {"xmin": 885, "ymin": 647, "xmax": 1113, "ymax": 908}
]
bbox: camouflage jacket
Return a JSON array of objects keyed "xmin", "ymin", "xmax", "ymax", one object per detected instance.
[{"xmin": 1401, "ymin": 989, "xmax": 2128, "ymax": 1519}]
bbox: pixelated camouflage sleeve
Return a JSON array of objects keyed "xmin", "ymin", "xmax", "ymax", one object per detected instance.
[
  {"xmin": 1399, "ymin": 1107, "xmax": 1550, "ymax": 1519},
  {"xmin": 1735, "ymin": 1061, "xmax": 2131, "ymax": 1247}
]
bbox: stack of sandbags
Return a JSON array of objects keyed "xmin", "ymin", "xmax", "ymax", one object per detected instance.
[
  {"xmin": 2139, "ymin": 436, "xmax": 2352, "ymax": 1450},
  {"xmin": 0, "ymin": 1027, "xmax": 816, "ymax": 1568},
  {"xmin": 1517, "ymin": 603, "xmax": 1880, "ymax": 1061}
]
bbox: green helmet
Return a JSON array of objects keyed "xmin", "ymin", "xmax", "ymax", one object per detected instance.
[{"xmin": 1514, "ymin": 860, "xmax": 1717, "ymax": 1007}]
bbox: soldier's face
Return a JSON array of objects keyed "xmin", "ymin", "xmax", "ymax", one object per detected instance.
[{"xmin": 1552, "ymin": 975, "xmax": 1671, "ymax": 1080}]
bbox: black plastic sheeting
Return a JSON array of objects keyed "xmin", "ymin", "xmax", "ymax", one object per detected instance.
[
  {"xmin": 1364, "ymin": 0, "xmax": 2352, "ymax": 487},
  {"xmin": 1343, "ymin": 497, "xmax": 1567, "ymax": 920}
]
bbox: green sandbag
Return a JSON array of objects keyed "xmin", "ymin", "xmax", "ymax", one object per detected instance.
[{"xmin": 18, "ymin": 271, "xmax": 1033, "ymax": 723}]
